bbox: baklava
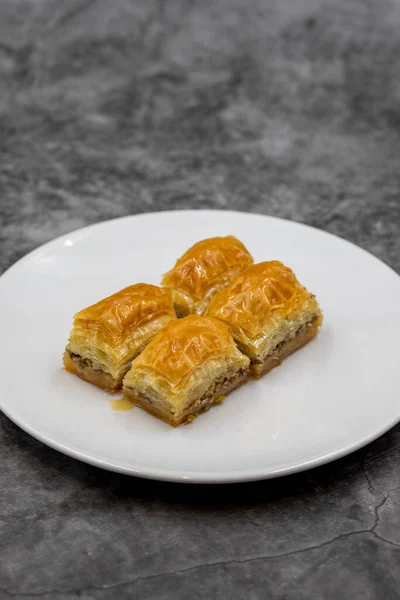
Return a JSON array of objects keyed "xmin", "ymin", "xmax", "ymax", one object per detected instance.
[
  {"xmin": 207, "ymin": 261, "xmax": 323, "ymax": 377},
  {"xmin": 63, "ymin": 284, "xmax": 176, "ymax": 392},
  {"xmin": 123, "ymin": 315, "xmax": 251, "ymax": 426},
  {"xmin": 161, "ymin": 236, "xmax": 253, "ymax": 317}
]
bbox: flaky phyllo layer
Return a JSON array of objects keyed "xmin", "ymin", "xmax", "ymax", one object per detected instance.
[
  {"xmin": 207, "ymin": 261, "xmax": 323, "ymax": 362},
  {"xmin": 161, "ymin": 236, "xmax": 253, "ymax": 316},
  {"xmin": 123, "ymin": 315, "xmax": 250, "ymax": 422},
  {"xmin": 65, "ymin": 284, "xmax": 176, "ymax": 381}
]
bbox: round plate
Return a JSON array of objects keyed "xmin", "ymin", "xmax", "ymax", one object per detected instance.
[{"xmin": 1, "ymin": 210, "xmax": 399, "ymax": 483}]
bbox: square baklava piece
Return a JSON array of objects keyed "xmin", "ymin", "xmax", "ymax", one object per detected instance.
[
  {"xmin": 207, "ymin": 261, "xmax": 323, "ymax": 377},
  {"xmin": 123, "ymin": 315, "xmax": 250, "ymax": 426},
  {"xmin": 63, "ymin": 284, "xmax": 176, "ymax": 392},
  {"xmin": 161, "ymin": 236, "xmax": 253, "ymax": 317}
]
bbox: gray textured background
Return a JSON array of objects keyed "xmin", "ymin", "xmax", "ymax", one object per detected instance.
[{"xmin": 1, "ymin": 0, "xmax": 400, "ymax": 598}]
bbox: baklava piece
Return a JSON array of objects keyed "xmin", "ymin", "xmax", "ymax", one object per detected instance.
[
  {"xmin": 123, "ymin": 315, "xmax": 250, "ymax": 426},
  {"xmin": 161, "ymin": 236, "xmax": 253, "ymax": 317},
  {"xmin": 63, "ymin": 284, "xmax": 176, "ymax": 391},
  {"xmin": 207, "ymin": 261, "xmax": 323, "ymax": 377}
]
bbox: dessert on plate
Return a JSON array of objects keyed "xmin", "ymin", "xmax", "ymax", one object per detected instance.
[
  {"xmin": 123, "ymin": 314, "xmax": 251, "ymax": 426},
  {"xmin": 63, "ymin": 235, "xmax": 323, "ymax": 427},
  {"xmin": 63, "ymin": 284, "xmax": 176, "ymax": 391},
  {"xmin": 161, "ymin": 236, "xmax": 253, "ymax": 317},
  {"xmin": 207, "ymin": 261, "xmax": 323, "ymax": 377}
]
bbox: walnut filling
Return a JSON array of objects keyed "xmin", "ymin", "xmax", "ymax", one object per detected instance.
[
  {"xmin": 251, "ymin": 316, "xmax": 320, "ymax": 378},
  {"xmin": 68, "ymin": 352, "xmax": 105, "ymax": 372},
  {"xmin": 185, "ymin": 367, "xmax": 249, "ymax": 418},
  {"xmin": 64, "ymin": 350, "xmax": 120, "ymax": 391},
  {"xmin": 261, "ymin": 317, "xmax": 317, "ymax": 362},
  {"xmin": 124, "ymin": 366, "xmax": 250, "ymax": 427}
]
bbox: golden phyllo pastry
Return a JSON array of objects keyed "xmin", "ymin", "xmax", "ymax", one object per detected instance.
[
  {"xmin": 207, "ymin": 261, "xmax": 323, "ymax": 377},
  {"xmin": 161, "ymin": 236, "xmax": 253, "ymax": 317},
  {"xmin": 123, "ymin": 315, "xmax": 250, "ymax": 426},
  {"xmin": 63, "ymin": 284, "xmax": 176, "ymax": 392}
]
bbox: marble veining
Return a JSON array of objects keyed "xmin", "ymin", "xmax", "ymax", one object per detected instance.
[{"xmin": 0, "ymin": 0, "xmax": 399, "ymax": 598}]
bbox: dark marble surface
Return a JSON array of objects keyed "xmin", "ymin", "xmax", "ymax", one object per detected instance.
[{"xmin": 1, "ymin": 0, "xmax": 400, "ymax": 598}]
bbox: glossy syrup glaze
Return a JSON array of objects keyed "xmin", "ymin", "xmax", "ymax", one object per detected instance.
[
  {"xmin": 207, "ymin": 261, "xmax": 320, "ymax": 338},
  {"xmin": 161, "ymin": 236, "xmax": 253, "ymax": 303},
  {"xmin": 73, "ymin": 284, "xmax": 176, "ymax": 342},
  {"xmin": 129, "ymin": 315, "xmax": 244, "ymax": 390}
]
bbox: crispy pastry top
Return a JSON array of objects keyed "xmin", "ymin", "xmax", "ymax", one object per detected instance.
[
  {"xmin": 73, "ymin": 284, "xmax": 175, "ymax": 342},
  {"xmin": 124, "ymin": 314, "xmax": 249, "ymax": 398},
  {"xmin": 207, "ymin": 261, "xmax": 322, "ymax": 349},
  {"xmin": 66, "ymin": 284, "xmax": 176, "ymax": 376},
  {"xmin": 161, "ymin": 236, "xmax": 253, "ymax": 315}
]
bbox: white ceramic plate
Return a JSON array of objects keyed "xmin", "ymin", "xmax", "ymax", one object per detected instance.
[{"xmin": 1, "ymin": 210, "xmax": 399, "ymax": 483}]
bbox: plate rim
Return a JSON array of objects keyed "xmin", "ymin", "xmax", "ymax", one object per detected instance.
[
  {"xmin": 1, "ymin": 209, "xmax": 400, "ymax": 483},
  {"xmin": 1, "ymin": 399, "xmax": 399, "ymax": 483},
  {"xmin": 1, "ymin": 209, "xmax": 400, "ymax": 284}
]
